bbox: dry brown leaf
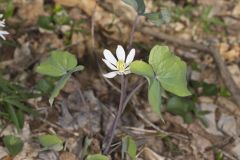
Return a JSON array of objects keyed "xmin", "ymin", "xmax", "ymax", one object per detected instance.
[
  {"xmin": 199, "ymin": 103, "xmax": 223, "ymax": 136},
  {"xmin": 59, "ymin": 152, "xmax": 77, "ymax": 160},
  {"xmin": 14, "ymin": 0, "xmax": 44, "ymax": 25},
  {"xmin": 228, "ymin": 64, "xmax": 240, "ymax": 88},
  {"xmin": 143, "ymin": 147, "xmax": 167, "ymax": 160},
  {"xmin": 32, "ymin": 33, "xmax": 64, "ymax": 54},
  {"xmin": 71, "ymin": 33, "xmax": 86, "ymax": 58},
  {"xmin": 0, "ymin": 146, "xmax": 8, "ymax": 159},
  {"xmin": 232, "ymin": 138, "xmax": 240, "ymax": 159},
  {"xmin": 217, "ymin": 97, "xmax": 240, "ymax": 117},
  {"xmin": 54, "ymin": 0, "xmax": 96, "ymax": 15},
  {"xmin": 232, "ymin": 2, "xmax": 240, "ymax": 17},
  {"xmin": 59, "ymin": 90, "xmax": 101, "ymax": 133},
  {"xmin": 13, "ymin": 42, "xmax": 33, "ymax": 70},
  {"xmin": 197, "ymin": 0, "xmax": 221, "ymax": 5},
  {"xmin": 2, "ymin": 155, "xmax": 12, "ymax": 160},
  {"xmin": 217, "ymin": 113, "xmax": 238, "ymax": 137},
  {"xmin": 191, "ymin": 133, "xmax": 214, "ymax": 160}
]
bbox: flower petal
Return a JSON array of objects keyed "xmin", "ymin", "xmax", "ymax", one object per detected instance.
[
  {"xmin": 102, "ymin": 59, "xmax": 117, "ymax": 70},
  {"xmin": 126, "ymin": 48, "xmax": 135, "ymax": 66},
  {"xmin": 103, "ymin": 49, "xmax": 117, "ymax": 65},
  {"xmin": 0, "ymin": 31, "xmax": 8, "ymax": 40},
  {"xmin": 116, "ymin": 45, "xmax": 125, "ymax": 61},
  {"xmin": 103, "ymin": 71, "xmax": 118, "ymax": 78}
]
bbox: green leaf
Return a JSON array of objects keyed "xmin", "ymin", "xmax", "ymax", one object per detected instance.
[
  {"xmin": 219, "ymin": 86, "xmax": 231, "ymax": 97},
  {"xmin": 148, "ymin": 78, "xmax": 161, "ymax": 114},
  {"xmin": 3, "ymin": 135, "xmax": 24, "ymax": 156},
  {"xmin": 4, "ymin": 0, "xmax": 14, "ymax": 18},
  {"xmin": 122, "ymin": 136, "xmax": 137, "ymax": 160},
  {"xmin": 6, "ymin": 104, "xmax": 21, "ymax": 131},
  {"xmin": 36, "ymin": 51, "xmax": 77, "ymax": 77},
  {"xmin": 37, "ymin": 16, "xmax": 54, "ymax": 30},
  {"xmin": 4, "ymin": 98, "xmax": 38, "ymax": 116},
  {"xmin": 69, "ymin": 65, "xmax": 84, "ymax": 73},
  {"xmin": 49, "ymin": 73, "xmax": 71, "ymax": 106},
  {"xmin": 38, "ymin": 134, "xmax": 63, "ymax": 151},
  {"xmin": 149, "ymin": 45, "xmax": 191, "ymax": 97},
  {"xmin": 16, "ymin": 110, "xmax": 24, "ymax": 129},
  {"xmin": 86, "ymin": 154, "xmax": 110, "ymax": 160},
  {"xmin": 144, "ymin": 8, "xmax": 171, "ymax": 26},
  {"xmin": 202, "ymin": 82, "xmax": 218, "ymax": 96},
  {"xmin": 130, "ymin": 60, "xmax": 154, "ymax": 81},
  {"xmin": 34, "ymin": 78, "xmax": 55, "ymax": 94},
  {"xmin": 122, "ymin": 0, "xmax": 145, "ymax": 15},
  {"xmin": 215, "ymin": 151, "xmax": 224, "ymax": 160},
  {"xmin": 53, "ymin": 8, "xmax": 70, "ymax": 25},
  {"xmin": 167, "ymin": 97, "xmax": 193, "ymax": 116},
  {"xmin": 183, "ymin": 113, "xmax": 193, "ymax": 124},
  {"xmin": 167, "ymin": 97, "xmax": 195, "ymax": 124}
]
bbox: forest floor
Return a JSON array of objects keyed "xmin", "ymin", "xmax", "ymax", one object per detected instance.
[{"xmin": 0, "ymin": 0, "xmax": 240, "ymax": 160}]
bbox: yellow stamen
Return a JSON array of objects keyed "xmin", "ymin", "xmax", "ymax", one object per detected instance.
[{"xmin": 116, "ymin": 60, "xmax": 125, "ymax": 72}]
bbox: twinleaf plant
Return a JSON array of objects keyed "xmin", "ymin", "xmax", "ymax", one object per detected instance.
[
  {"xmin": 130, "ymin": 45, "xmax": 191, "ymax": 114},
  {"xmin": 36, "ymin": 51, "xmax": 84, "ymax": 105},
  {"xmin": 101, "ymin": 0, "xmax": 190, "ymax": 157},
  {"xmin": 35, "ymin": 0, "xmax": 191, "ymax": 159}
]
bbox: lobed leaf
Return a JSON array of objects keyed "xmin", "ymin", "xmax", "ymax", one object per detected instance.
[
  {"xmin": 122, "ymin": 0, "xmax": 145, "ymax": 15},
  {"xmin": 149, "ymin": 45, "xmax": 191, "ymax": 97},
  {"xmin": 148, "ymin": 78, "xmax": 162, "ymax": 114},
  {"xmin": 38, "ymin": 134, "xmax": 63, "ymax": 151},
  {"xmin": 49, "ymin": 73, "xmax": 71, "ymax": 106},
  {"xmin": 130, "ymin": 60, "xmax": 154, "ymax": 82},
  {"xmin": 36, "ymin": 51, "xmax": 77, "ymax": 77},
  {"xmin": 144, "ymin": 8, "xmax": 171, "ymax": 26}
]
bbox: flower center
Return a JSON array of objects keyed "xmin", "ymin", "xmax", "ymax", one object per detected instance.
[{"xmin": 116, "ymin": 60, "xmax": 125, "ymax": 72}]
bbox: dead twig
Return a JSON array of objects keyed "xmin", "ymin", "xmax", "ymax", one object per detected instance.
[
  {"xmin": 133, "ymin": 107, "xmax": 189, "ymax": 141},
  {"xmin": 38, "ymin": 117, "xmax": 79, "ymax": 136}
]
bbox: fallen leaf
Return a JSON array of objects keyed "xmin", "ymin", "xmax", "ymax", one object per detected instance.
[
  {"xmin": 191, "ymin": 133, "xmax": 214, "ymax": 159},
  {"xmin": 228, "ymin": 65, "xmax": 240, "ymax": 88},
  {"xmin": 199, "ymin": 103, "xmax": 223, "ymax": 136},
  {"xmin": 232, "ymin": 2, "xmax": 240, "ymax": 17},
  {"xmin": 143, "ymin": 147, "xmax": 167, "ymax": 160},
  {"xmin": 217, "ymin": 113, "xmax": 238, "ymax": 137},
  {"xmin": 59, "ymin": 152, "xmax": 77, "ymax": 160},
  {"xmin": 15, "ymin": 0, "xmax": 44, "ymax": 25},
  {"xmin": 59, "ymin": 90, "xmax": 101, "ymax": 133},
  {"xmin": 0, "ymin": 146, "xmax": 8, "ymax": 159},
  {"xmin": 232, "ymin": 138, "xmax": 240, "ymax": 159}
]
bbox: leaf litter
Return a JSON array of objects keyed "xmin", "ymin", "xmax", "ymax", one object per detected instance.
[{"xmin": 0, "ymin": 0, "xmax": 240, "ymax": 159}]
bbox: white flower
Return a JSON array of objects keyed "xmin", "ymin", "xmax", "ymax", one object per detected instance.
[
  {"xmin": 0, "ymin": 14, "xmax": 9, "ymax": 40},
  {"xmin": 102, "ymin": 45, "xmax": 135, "ymax": 78}
]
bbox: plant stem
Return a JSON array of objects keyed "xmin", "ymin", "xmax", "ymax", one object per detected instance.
[
  {"xmin": 127, "ymin": 15, "xmax": 140, "ymax": 50},
  {"xmin": 103, "ymin": 75, "xmax": 125, "ymax": 154},
  {"xmin": 122, "ymin": 80, "xmax": 147, "ymax": 113},
  {"xmin": 103, "ymin": 14, "xmax": 140, "ymax": 155}
]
